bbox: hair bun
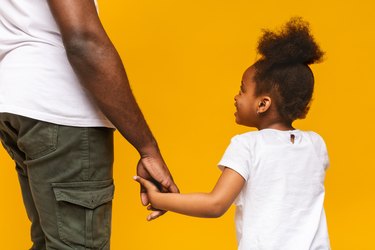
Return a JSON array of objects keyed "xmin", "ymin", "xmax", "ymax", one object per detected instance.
[{"xmin": 257, "ymin": 17, "xmax": 324, "ymax": 65}]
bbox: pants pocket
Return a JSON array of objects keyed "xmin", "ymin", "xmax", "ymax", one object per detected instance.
[
  {"xmin": 52, "ymin": 180, "xmax": 114, "ymax": 249},
  {"xmin": 18, "ymin": 121, "xmax": 58, "ymax": 160}
]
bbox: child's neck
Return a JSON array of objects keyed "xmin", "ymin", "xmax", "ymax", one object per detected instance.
[{"xmin": 257, "ymin": 121, "xmax": 294, "ymax": 131}]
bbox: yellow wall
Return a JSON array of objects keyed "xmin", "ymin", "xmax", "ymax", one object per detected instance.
[{"xmin": 1, "ymin": 0, "xmax": 374, "ymax": 249}]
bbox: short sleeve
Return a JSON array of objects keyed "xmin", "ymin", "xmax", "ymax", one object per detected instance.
[
  {"xmin": 307, "ymin": 132, "xmax": 330, "ymax": 170},
  {"xmin": 320, "ymin": 139, "xmax": 329, "ymax": 169},
  {"xmin": 218, "ymin": 135, "xmax": 251, "ymax": 181}
]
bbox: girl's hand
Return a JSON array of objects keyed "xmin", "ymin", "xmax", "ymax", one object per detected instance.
[
  {"xmin": 136, "ymin": 156, "xmax": 179, "ymax": 220},
  {"xmin": 133, "ymin": 176, "xmax": 163, "ymax": 221},
  {"xmin": 133, "ymin": 175, "xmax": 160, "ymax": 194}
]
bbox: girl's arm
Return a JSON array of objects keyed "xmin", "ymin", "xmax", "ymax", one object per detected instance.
[{"xmin": 134, "ymin": 167, "xmax": 245, "ymax": 220}]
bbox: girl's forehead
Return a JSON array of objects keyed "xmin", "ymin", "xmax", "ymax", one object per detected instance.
[{"xmin": 242, "ymin": 66, "xmax": 256, "ymax": 84}]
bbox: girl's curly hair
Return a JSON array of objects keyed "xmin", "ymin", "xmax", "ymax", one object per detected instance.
[{"xmin": 253, "ymin": 17, "xmax": 324, "ymax": 122}]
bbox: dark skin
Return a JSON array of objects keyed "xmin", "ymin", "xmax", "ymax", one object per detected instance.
[
  {"xmin": 47, "ymin": 0, "xmax": 179, "ymax": 219},
  {"xmin": 257, "ymin": 102, "xmax": 294, "ymax": 131},
  {"xmin": 235, "ymin": 66, "xmax": 294, "ymax": 131}
]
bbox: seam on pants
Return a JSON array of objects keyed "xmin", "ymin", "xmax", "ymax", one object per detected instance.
[{"xmin": 80, "ymin": 127, "xmax": 90, "ymax": 181}]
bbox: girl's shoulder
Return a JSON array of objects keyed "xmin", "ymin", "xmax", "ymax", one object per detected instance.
[
  {"xmin": 228, "ymin": 131, "xmax": 264, "ymax": 149},
  {"xmin": 231, "ymin": 130, "xmax": 262, "ymax": 142},
  {"xmin": 301, "ymin": 130, "xmax": 327, "ymax": 145},
  {"xmin": 301, "ymin": 130, "xmax": 330, "ymax": 168}
]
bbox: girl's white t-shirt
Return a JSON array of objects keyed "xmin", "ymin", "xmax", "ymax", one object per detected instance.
[
  {"xmin": 0, "ymin": 0, "xmax": 113, "ymax": 127},
  {"xmin": 218, "ymin": 129, "xmax": 330, "ymax": 250}
]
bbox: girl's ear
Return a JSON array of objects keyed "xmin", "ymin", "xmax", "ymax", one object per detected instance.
[{"xmin": 257, "ymin": 96, "xmax": 272, "ymax": 114}]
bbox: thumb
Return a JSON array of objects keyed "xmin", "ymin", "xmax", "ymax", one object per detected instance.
[
  {"xmin": 140, "ymin": 185, "xmax": 149, "ymax": 206},
  {"xmin": 133, "ymin": 176, "xmax": 155, "ymax": 190},
  {"xmin": 133, "ymin": 176, "xmax": 149, "ymax": 205}
]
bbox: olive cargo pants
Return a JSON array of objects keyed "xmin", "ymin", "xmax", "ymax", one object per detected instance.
[{"xmin": 0, "ymin": 113, "xmax": 114, "ymax": 250}]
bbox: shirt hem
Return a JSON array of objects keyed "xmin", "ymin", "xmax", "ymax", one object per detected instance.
[{"xmin": 0, "ymin": 107, "xmax": 115, "ymax": 128}]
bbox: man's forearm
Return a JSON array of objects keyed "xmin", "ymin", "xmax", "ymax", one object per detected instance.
[
  {"xmin": 65, "ymin": 35, "xmax": 158, "ymax": 156},
  {"xmin": 47, "ymin": 0, "xmax": 159, "ymax": 156}
]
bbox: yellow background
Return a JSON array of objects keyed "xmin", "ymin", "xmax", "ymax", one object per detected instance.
[{"xmin": 1, "ymin": 0, "xmax": 374, "ymax": 249}]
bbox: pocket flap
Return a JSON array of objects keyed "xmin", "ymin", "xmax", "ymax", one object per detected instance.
[{"xmin": 52, "ymin": 180, "xmax": 114, "ymax": 209}]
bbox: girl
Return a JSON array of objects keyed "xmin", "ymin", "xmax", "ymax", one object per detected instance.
[{"xmin": 134, "ymin": 17, "xmax": 330, "ymax": 250}]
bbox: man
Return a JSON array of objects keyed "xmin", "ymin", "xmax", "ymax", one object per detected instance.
[{"xmin": 0, "ymin": 0, "xmax": 178, "ymax": 249}]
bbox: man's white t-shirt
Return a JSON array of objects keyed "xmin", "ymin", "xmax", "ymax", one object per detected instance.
[
  {"xmin": 218, "ymin": 129, "xmax": 330, "ymax": 250},
  {"xmin": 0, "ymin": 0, "xmax": 113, "ymax": 127}
]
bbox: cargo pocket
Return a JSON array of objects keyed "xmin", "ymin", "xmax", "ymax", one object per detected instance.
[
  {"xmin": 52, "ymin": 179, "xmax": 114, "ymax": 249},
  {"xmin": 18, "ymin": 122, "xmax": 58, "ymax": 160}
]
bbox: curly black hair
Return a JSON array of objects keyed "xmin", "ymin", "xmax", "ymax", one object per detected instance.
[{"xmin": 253, "ymin": 17, "xmax": 324, "ymax": 122}]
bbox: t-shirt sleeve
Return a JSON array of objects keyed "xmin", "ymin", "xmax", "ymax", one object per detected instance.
[
  {"xmin": 218, "ymin": 135, "xmax": 251, "ymax": 181},
  {"xmin": 320, "ymin": 137, "xmax": 330, "ymax": 170},
  {"xmin": 308, "ymin": 132, "xmax": 330, "ymax": 170}
]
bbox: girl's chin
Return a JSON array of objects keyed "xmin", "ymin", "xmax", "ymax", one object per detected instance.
[{"xmin": 234, "ymin": 115, "xmax": 240, "ymax": 124}]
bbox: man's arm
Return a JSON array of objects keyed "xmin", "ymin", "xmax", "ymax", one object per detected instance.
[
  {"xmin": 47, "ymin": 0, "xmax": 178, "ymax": 213},
  {"xmin": 47, "ymin": 0, "xmax": 153, "ymax": 154}
]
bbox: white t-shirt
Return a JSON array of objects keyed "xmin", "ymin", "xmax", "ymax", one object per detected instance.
[
  {"xmin": 0, "ymin": 0, "xmax": 113, "ymax": 127},
  {"xmin": 218, "ymin": 129, "xmax": 330, "ymax": 250}
]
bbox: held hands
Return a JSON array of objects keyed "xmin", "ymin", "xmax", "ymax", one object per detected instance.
[
  {"xmin": 136, "ymin": 155, "xmax": 179, "ymax": 221},
  {"xmin": 133, "ymin": 175, "xmax": 159, "ymax": 194},
  {"xmin": 133, "ymin": 175, "xmax": 161, "ymax": 221}
]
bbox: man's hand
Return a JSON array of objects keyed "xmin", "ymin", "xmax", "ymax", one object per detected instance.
[
  {"xmin": 136, "ymin": 153, "xmax": 179, "ymax": 220},
  {"xmin": 133, "ymin": 175, "xmax": 162, "ymax": 221}
]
